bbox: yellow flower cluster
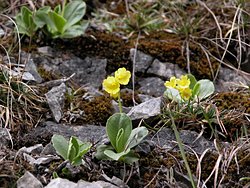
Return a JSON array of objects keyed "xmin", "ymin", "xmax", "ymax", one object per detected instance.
[
  {"xmin": 164, "ymin": 75, "xmax": 192, "ymax": 101},
  {"xmin": 102, "ymin": 67, "xmax": 131, "ymax": 98}
]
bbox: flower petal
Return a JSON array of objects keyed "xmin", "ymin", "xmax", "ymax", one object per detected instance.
[{"xmin": 115, "ymin": 67, "xmax": 131, "ymax": 85}]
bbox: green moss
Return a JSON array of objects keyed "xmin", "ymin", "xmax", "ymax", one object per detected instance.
[
  {"xmin": 214, "ymin": 92, "xmax": 250, "ymax": 113},
  {"xmin": 213, "ymin": 92, "xmax": 250, "ymax": 139},
  {"xmin": 120, "ymin": 89, "xmax": 141, "ymax": 107},
  {"xmin": 78, "ymin": 95, "xmax": 113, "ymax": 125}
]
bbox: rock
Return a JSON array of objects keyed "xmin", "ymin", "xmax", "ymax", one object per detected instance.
[
  {"xmin": 45, "ymin": 178, "xmax": 77, "ymax": 188},
  {"xmin": 0, "ymin": 27, "xmax": 5, "ymax": 37},
  {"xmin": 135, "ymin": 140, "xmax": 155, "ymax": 155},
  {"xmin": 0, "ymin": 128, "xmax": 10, "ymax": 147},
  {"xmin": 137, "ymin": 94, "xmax": 154, "ymax": 103},
  {"xmin": 45, "ymin": 83, "xmax": 67, "ymax": 123},
  {"xmin": 41, "ymin": 143, "xmax": 57, "ymax": 155},
  {"xmin": 138, "ymin": 77, "xmax": 166, "ymax": 97},
  {"xmin": 111, "ymin": 100, "xmax": 131, "ymax": 114},
  {"xmin": 41, "ymin": 121, "xmax": 106, "ymax": 143},
  {"xmin": 100, "ymin": 174, "xmax": 129, "ymax": 188},
  {"xmin": 17, "ymin": 171, "xmax": 43, "ymax": 188},
  {"xmin": 58, "ymin": 56, "xmax": 107, "ymax": 88},
  {"xmin": 37, "ymin": 46, "xmax": 56, "ymax": 57},
  {"xmin": 24, "ymin": 58, "xmax": 43, "ymax": 83},
  {"xmin": 147, "ymin": 59, "xmax": 186, "ymax": 79},
  {"xmin": 77, "ymin": 180, "xmax": 121, "ymax": 188},
  {"xmin": 216, "ymin": 66, "xmax": 250, "ymax": 92},
  {"xmin": 33, "ymin": 156, "xmax": 60, "ymax": 165},
  {"xmin": 127, "ymin": 97, "xmax": 161, "ymax": 121},
  {"xmin": 81, "ymin": 85, "xmax": 103, "ymax": 101},
  {"xmin": 151, "ymin": 127, "xmax": 215, "ymax": 154},
  {"xmin": 45, "ymin": 178, "xmax": 122, "ymax": 188},
  {"xmin": 34, "ymin": 49, "xmax": 107, "ymax": 88},
  {"xmin": 22, "ymin": 153, "xmax": 35, "ymax": 164},
  {"xmin": 130, "ymin": 49, "xmax": 154, "ymax": 73},
  {"xmin": 18, "ymin": 144, "xmax": 43, "ymax": 155}
]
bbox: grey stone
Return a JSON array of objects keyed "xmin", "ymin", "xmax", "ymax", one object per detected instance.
[
  {"xmin": 42, "ymin": 121, "xmax": 106, "ymax": 143},
  {"xmin": 24, "ymin": 58, "xmax": 43, "ymax": 83},
  {"xmin": 45, "ymin": 178, "xmax": 121, "ymax": 188},
  {"xmin": 0, "ymin": 128, "xmax": 10, "ymax": 147},
  {"xmin": 100, "ymin": 174, "xmax": 129, "ymax": 188},
  {"xmin": 147, "ymin": 59, "xmax": 186, "ymax": 79},
  {"xmin": 41, "ymin": 143, "xmax": 56, "ymax": 155},
  {"xmin": 33, "ymin": 156, "xmax": 60, "ymax": 165},
  {"xmin": 58, "ymin": 56, "xmax": 107, "ymax": 88},
  {"xmin": 111, "ymin": 100, "xmax": 131, "ymax": 114},
  {"xmin": 151, "ymin": 127, "xmax": 215, "ymax": 154},
  {"xmin": 138, "ymin": 77, "xmax": 166, "ymax": 97},
  {"xmin": 130, "ymin": 49, "xmax": 154, "ymax": 73},
  {"xmin": 33, "ymin": 49, "xmax": 107, "ymax": 88},
  {"xmin": 81, "ymin": 85, "xmax": 104, "ymax": 101},
  {"xmin": 137, "ymin": 94, "xmax": 154, "ymax": 103},
  {"xmin": 19, "ymin": 144, "xmax": 43, "ymax": 155},
  {"xmin": 37, "ymin": 46, "xmax": 56, "ymax": 57},
  {"xmin": 216, "ymin": 66, "xmax": 250, "ymax": 92},
  {"xmin": 22, "ymin": 153, "xmax": 35, "ymax": 164},
  {"xmin": 127, "ymin": 97, "xmax": 161, "ymax": 121},
  {"xmin": 0, "ymin": 28, "xmax": 5, "ymax": 37},
  {"xmin": 45, "ymin": 178, "xmax": 77, "ymax": 188},
  {"xmin": 77, "ymin": 180, "xmax": 120, "ymax": 188},
  {"xmin": 45, "ymin": 83, "xmax": 67, "ymax": 123},
  {"xmin": 17, "ymin": 171, "xmax": 43, "ymax": 188}
]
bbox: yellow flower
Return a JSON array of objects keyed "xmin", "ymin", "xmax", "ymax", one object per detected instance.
[
  {"xmin": 180, "ymin": 87, "xmax": 192, "ymax": 101},
  {"xmin": 176, "ymin": 75, "xmax": 190, "ymax": 89},
  {"xmin": 103, "ymin": 76, "xmax": 120, "ymax": 95},
  {"xmin": 110, "ymin": 92, "xmax": 119, "ymax": 98},
  {"xmin": 114, "ymin": 67, "xmax": 131, "ymax": 85},
  {"xmin": 164, "ymin": 76, "xmax": 177, "ymax": 88}
]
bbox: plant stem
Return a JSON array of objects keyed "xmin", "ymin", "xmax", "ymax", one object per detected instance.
[
  {"xmin": 118, "ymin": 92, "xmax": 122, "ymax": 113},
  {"xmin": 169, "ymin": 112, "xmax": 196, "ymax": 188}
]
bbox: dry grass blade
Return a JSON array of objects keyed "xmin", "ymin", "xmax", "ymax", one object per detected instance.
[
  {"xmin": 196, "ymin": 0, "xmax": 224, "ymax": 44},
  {"xmin": 202, "ymin": 139, "xmax": 223, "ymax": 188},
  {"xmin": 196, "ymin": 148, "xmax": 210, "ymax": 187}
]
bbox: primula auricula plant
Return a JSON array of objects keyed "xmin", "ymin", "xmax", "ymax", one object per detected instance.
[
  {"xmin": 164, "ymin": 74, "xmax": 215, "ymax": 103},
  {"xmin": 96, "ymin": 67, "xmax": 148, "ymax": 164},
  {"xmin": 164, "ymin": 74, "xmax": 215, "ymax": 188}
]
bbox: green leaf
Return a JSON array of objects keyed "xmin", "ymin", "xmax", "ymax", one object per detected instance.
[
  {"xmin": 61, "ymin": 21, "xmax": 88, "ymax": 38},
  {"xmin": 95, "ymin": 145, "xmax": 114, "ymax": 160},
  {"xmin": 196, "ymin": 79, "xmax": 215, "ymax": 100},
  {"xmin": 15, "ymin": 6, "xmax": 37, "ymax": 36},
  {"xmin": 72, "ymin": 142, "xmax": 92, "ymax": 166},
  {"xmin": 77, "ymin": 142, "xmax": 92, "ymax": 157},
  {"xmin": 192, "ymin": 82, "xmax": 200, "ymax": 98},
  {"xmin": 187, "ymin": 74, "xmax": 197, "ymax": 89},
  {"xmin": 164, "ymin": 88, "xmax": 182, "ymax": 102},
  {"xmin": 116, "ymin": 128, "xmax": 125, "ymax": 152},
  {"xmin": 63, "ymin": 1, "xmax": 86, "ymax": 29},
  {"xmin": 21, "ymin": 6, "xmax": 32, "ymax": 27},
  {"xmin": 52, "ymin": 134, "xmax": 69, "ymax": 160},
  {"xmin": 33, "ymin": 6, "xmax": 51, "ymax": 28},
  {"xmin": 67, "ymin": 137, "xmax": 77, "ymax": 162},
  {"xmin": 104, "ymin": 149, "xmax": 130, "ymax": 161},
  {"xmin": 48, "ymin": 11, "xmax": 67, "ymax": 34},
  {"xmin": 126, "ymin": 127, "xmax": 148, "ymax": 149},
  {"xmin": 123, "ymin": 150, "xmax": 139, "ymax": 164},
  {"xmin": 15, "ymin": 14, "xmax": 28, "ymax": 35},
  {"xmin": 106, "ymin": 113, "xmax": 132, "ymax": 153},
  {"xmin": 54, "ymin": 5, "xmax": 62, "ymax": 14}
]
